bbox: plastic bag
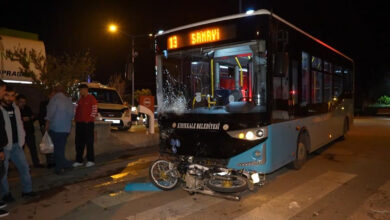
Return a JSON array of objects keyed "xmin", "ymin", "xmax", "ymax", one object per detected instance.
[{"xmin": 40, "ymin": 132, "xmax": 54, "ymax": 154}]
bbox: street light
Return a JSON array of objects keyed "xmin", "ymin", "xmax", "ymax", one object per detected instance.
[
  {"xmin": 107, "ymin": 23, "xmax": 153, "ymax": 108},
  {"xmin": 108, "ymin": 24, "xmax": 118, "ymax": 33}
]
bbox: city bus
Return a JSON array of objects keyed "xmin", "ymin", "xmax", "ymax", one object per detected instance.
[{"xmin": 153, "ymin": 9, "xmax": 354, "ymax": 180}]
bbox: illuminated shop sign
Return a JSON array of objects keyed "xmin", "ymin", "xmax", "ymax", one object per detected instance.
[{"xmin": 167, "ymin": 25, "xmax": 235, "ymax": 50}]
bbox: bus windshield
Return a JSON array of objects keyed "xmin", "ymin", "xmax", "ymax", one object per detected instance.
[{"xmin": 157, "ymin": 41, "xmax": 267, "ymax": 114}]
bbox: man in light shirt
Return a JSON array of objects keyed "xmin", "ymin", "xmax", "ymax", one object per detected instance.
[{"xmin": 46, "ymin": 85, "xmax": 75, "ymax": 175}]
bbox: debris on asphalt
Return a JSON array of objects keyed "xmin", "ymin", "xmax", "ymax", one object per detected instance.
[{"xmin": 288, "ymin": 201, "xmax": 300, "ymax": 209}]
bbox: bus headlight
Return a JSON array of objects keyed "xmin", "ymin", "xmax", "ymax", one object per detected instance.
[
  {"xmin": 227, "ymin": 127, "xmax": 268, "ymax": 141},
  {"xmin": 256, "ymin": 129, "xmax": 264, "ymax": 137},
  {"xmin": 245, "ymin": 131, "xmax": 254, "ymax": 140}
]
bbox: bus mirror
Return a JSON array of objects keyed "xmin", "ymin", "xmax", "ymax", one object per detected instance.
[{"xmin": 274, "ymin": 52, "xmax": 289, "ymax": 77}]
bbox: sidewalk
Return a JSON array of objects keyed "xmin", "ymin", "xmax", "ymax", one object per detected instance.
[{"xmin": 6, "ymin": 125, "xmax": 159, "ymax": 205}]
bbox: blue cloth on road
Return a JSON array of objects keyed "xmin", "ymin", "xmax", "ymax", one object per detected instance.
[
  {"xmin": 124, "ymin": 182, "xmax": 161, "ymax": 192},
  {"xmin": 46, "ymin": 92, "xmax": 74, "ymax": 133}
]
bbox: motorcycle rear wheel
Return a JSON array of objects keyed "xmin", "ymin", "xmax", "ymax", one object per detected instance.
[
  {"xmin": 206, "ymin": 174, "xmax": 248, "ymax": 193},
  {"xmin": 149, "ymin": 159, "xmax": 179, "ymax": 190}
]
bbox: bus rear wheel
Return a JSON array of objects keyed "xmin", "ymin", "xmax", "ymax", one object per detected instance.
[{"xmin": 289, "ymin": 134, "xmax": 308, "ymax": 170}]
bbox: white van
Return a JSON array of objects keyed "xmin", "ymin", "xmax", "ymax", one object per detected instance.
[{"xmin": 81, "ymin": 82, "xmax": 135, "ymax": 130}]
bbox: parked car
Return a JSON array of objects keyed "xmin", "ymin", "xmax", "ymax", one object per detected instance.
[{"xmin": 80, "ymin": 82, "xmax": 136, "ymax": 130}]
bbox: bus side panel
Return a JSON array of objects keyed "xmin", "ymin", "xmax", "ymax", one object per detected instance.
[
  {"xmin": 267, "ymin": 121, "xmax": 300, "ymax": 170},
  {"xmin": 226, "ymin": 142, "xmax": 272, "ymax": 174},
  {"xmin": 304, "ymin": 114, "xmax": 329, "ymax": 150},
  {"xmin": 227, "ymin": 121, "xmax": 300, "ymax": 174}
]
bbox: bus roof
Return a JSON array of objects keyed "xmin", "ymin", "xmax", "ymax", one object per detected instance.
[{"xmin": 156, "ymin": 9, "xmax": 353, "ymax": 63}]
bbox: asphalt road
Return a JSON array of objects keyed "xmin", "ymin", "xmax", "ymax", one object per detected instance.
[{"xmin": 5, "ymin": 117, "xmax": 390, "ymax": 220}]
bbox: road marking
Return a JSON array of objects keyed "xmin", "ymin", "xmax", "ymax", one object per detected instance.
[
  {"xmin": 126, "ymin": 194, "xmax": 223, "ymax": 220},
  {"xmin": 91, "ymin": 191, "xmax": 156, "ymax": 208},
  {"xmin": 234, "ymin": 171, "xmax": 356, "ymax": 220},
  {"xmin": 348, "ymin": 180, "xmax": 390, "ymax": 220}
]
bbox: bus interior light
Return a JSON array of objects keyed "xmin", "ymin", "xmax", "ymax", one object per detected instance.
[{"xmin": 246, "ymin": 9, "xmax": 255, "ymax": 15}]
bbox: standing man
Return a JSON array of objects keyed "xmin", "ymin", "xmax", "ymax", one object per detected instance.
[
  {"xmin": 0, "ymin": 85, "xmax": 35, "ymax": 202},
  {"xmin": 16, "ymin": 95, "xmax": 43, "ymax": 168},
  {"xmin": 46, "ymin": 85, "xmax": 75, "ymax": 175},
  {"xmin": 0, "ymin": 80, "xmax": 9, "ymax": 217},
  {"xmin": 73, "ymin": 84, "xmax": 97, "ymax": 168}
]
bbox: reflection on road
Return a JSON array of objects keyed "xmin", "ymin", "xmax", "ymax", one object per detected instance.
[{"xmin": 94, "ymin": 157, "xmax": 155, "ymax": 188}]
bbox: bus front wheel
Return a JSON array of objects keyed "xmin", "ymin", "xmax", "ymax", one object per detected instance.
[{"xmin": 289, "ymin": 134, "xmax": 308, "ymax": 170}]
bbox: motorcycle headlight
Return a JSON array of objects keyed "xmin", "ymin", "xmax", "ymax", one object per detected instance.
[
  {"xmin": 251, "ymin": 173, "xmax": 260, "ymax": 184},
  {"xmin": 227, "ymin": 127, "xmax": 268, "ymax": 141}
]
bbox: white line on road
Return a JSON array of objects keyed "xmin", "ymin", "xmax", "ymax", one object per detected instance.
[
  {"xmin": 234, "ymin": 171, "xmax": 356, "ymax": 220},
  {"xmin": 126, "ymin": 194, "xmax": 223, "ymax": 220}
]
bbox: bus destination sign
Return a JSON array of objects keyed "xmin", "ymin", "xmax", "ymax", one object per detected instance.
[{"xmin": 167, "ymin": 25, "xmax": 236, "ymax": 50}]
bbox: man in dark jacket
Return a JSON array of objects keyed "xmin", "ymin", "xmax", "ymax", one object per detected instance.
[
  {"xmin": 0, "ymin": 80, "xmax": 9, "ymax": 217},
  {"xmin": 16, "ymin": 95, "xmax": 43, "ymax": 168}
]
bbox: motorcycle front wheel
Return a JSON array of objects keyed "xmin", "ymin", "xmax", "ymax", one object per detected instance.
[
  {"xmin": 149, "ymin": 159, "xmax": 179, "ymax": 190},
  {"xmin": 206, "ymin": 174, "xmax": 248, "ymax": 193}
]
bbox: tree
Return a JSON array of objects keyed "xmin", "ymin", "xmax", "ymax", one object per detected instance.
[
  {"xmin": 5, "ymin": 47, "xmax": 95, "ymax": 96},
  {"xmin": 108, "ymin": 74, "xmax": 126, "ymax": 98},
  {"xmin": 377, "ymin": 95, "xmax": 390, "ymax": 105}
]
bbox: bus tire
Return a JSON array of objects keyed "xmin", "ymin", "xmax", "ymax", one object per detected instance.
[{"xmin": 289, "ymin": 132, "xmax": 308, "ymax": 170}]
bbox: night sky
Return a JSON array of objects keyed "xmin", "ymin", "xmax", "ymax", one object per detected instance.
[{"xmin": 2, "ymin": 0, "xmax": 389, "ymax": 106}]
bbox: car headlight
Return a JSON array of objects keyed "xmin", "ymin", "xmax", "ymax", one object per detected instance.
[
  {"xmin": 97, "ymin": 113, "xmax": 103, "ymax": 121},
  {"xmin": 227, "ymin": 127, "xmax": 268, "ymax": 141}
]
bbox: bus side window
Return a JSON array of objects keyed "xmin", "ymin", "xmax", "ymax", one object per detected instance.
[
  {"xmin": 311, "ymin": 56, "xmax": 323, "ymax": 104},
  {"xmin": 272, "ymin": 28, "xmax": 291, "ymax": 121},
  {"xmin": 334, "ymin": 66, "xmax": 343, "ymax": 97},
  {"xmin": 272, "ymin": 60, "xmax": 290, "ymax": 120},
  {"xmin": 301, "ymin": 52, "xmax": 310, "ymax": 107},
  {"xmin": 324, "ymin": 61, "xmax": 333, "ymax": 103},
  {"xmin": 343, "ymin": 68, "xmax": 353, "ymax": 98}
]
